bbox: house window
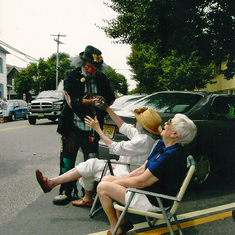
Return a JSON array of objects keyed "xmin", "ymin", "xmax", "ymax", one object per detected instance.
[{"xmin": 0, "ymin": 57, "xmax": 3, "ymax": 73}]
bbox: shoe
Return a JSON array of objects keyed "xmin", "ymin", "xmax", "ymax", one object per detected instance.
[
  {"xmin": 36, "ymin": 169, "xmax": 52, "ymax": 193},
  {"xmin": 121, "ymin": 219, "xmax": 134, "ymax": 232},
  {"xmin": 53, "ymin": 194, "xmax": 71, "ymax": 205},
  {"xmin": 72, "ymin": 198, "xmax": 94, "ymax": 207}
]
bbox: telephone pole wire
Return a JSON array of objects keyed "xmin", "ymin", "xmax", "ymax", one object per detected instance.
[{"xmin": 50, "ymin": 33, "xmax": 66, "ymax": 89}]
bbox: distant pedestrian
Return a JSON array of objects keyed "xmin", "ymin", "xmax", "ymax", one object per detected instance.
[{"xmin": 0, "ymin": 97, "xmax": 8, "ymax": 123}]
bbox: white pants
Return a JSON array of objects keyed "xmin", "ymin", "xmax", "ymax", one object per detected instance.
[
  {"xmin": 125, "ymin": 191, "xmax": 162, "ymax": 212},
  {"xmin": 75, "ymin": 158, "xmax": 131, "ymax": 191}
]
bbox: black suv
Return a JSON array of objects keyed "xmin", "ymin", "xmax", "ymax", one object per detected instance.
[{"xmin": 28, "ymin": 90, "xmax": 64, "ymax": 124}]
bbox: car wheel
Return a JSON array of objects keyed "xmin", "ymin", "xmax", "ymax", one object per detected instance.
[
  {"xmin": 193, "ymin": 155, "xmax": 210, "ymax": 184},
  {"xmin": 11, "ymin": 113, "xmax": 16, "ymax": 121},
  {"xmin": 24, "ymin": 113, "xmax": 28, "ymax": 120},
  {"xmin": 28, "ymin": 118, "xmax": 36, "ymax": 125}
]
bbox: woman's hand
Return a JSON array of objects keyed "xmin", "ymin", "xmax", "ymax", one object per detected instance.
[{"xmin": 84, "ymin": 116, "xmax": 101, "ymax": 132}]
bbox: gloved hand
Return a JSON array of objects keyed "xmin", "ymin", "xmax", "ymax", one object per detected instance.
[{"xmin": 92, "ymin": 96, "xmax": 108, "ymax": 110}]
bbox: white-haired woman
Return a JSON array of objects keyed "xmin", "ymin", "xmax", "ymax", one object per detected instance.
[{"xmin": 97, "ymin": 114, "xmax": 197, "ymax": 235}]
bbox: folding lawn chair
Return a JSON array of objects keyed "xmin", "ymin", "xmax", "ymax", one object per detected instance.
[{"xmin": 112, "ymin": 155, "xmax": 196, "ymax": 235}]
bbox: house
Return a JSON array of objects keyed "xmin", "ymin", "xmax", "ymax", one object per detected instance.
[
  {"xmin": 203, "ymin": 61, "xmax": 235, "ymax": 94},
  {"xmin": 7, "ymin": 65, "xmax": 24, "ymax": 100},
  {"xmin": 0, "ymin": 45, "xmax": 10, "ymax": 99}
]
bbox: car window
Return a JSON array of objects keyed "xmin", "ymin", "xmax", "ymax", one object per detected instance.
[
  {"xmin": 209, "ymin": 97, "xmax": 235, "ymax": 120},
  {"xmin": 7, "ymin": 101, "xmax": 14, "ymax": 107},
  {"xmin": 19, "ymin": 100, "xmax": 27, "ymax": 107},
  {"xmin": 111, "ymin": 95, "xmax": 145, "ymax": 109},
  {"xmin": 123, "ymin": 93, "xmax": 202, "ymax": 113},
  {"xmin": 15, "ymin": 101, "xmax": 20, "ymax": 107}
]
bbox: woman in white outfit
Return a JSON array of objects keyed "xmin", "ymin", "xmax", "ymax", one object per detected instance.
[{"xmin": 36, "ymin": 106, "xmax": 162, "ymax": 213}]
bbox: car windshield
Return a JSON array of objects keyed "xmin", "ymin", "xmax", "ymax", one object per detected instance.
[
  {"xmin": 123, "ymin": 92, "xmax": 202, "ymax": 113},
  {"xmin": 7, "ymin": 101, "xmax": 14, "ymax": 107},
  {"xmin": 111, "ymin": 95, "xmax": 145, "ymax": 109},
  {"xmin": 36, "ymin": 91, "xmax": 64, "ymax": 99}
]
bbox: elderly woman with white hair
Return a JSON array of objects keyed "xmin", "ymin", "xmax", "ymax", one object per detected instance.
[{"xmin": 97, "ymin": 113, "xmax": 197, "ymax": 235}]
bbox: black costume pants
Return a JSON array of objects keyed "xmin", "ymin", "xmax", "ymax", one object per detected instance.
[{"xmin": 59, "ymin": 126, "xmax": 99, "ymax": 197}]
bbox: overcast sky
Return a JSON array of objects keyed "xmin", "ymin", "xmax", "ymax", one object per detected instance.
[{"xmin": 0, "ymin": 0, "xmax": 136, "ymax": 89}]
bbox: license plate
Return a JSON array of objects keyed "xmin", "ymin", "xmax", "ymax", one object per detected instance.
[
  {"xmin": 103, "ymin": 125, "xmax": 115, "ymax": 139},
  {"xmin": 38, "ymin": 113, "xmax": 44, "ymax": 117}
]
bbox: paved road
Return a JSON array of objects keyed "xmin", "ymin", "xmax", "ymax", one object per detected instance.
[{"xmin": 0, "ymin": 119, "xmax": 234, "ymax": 235}]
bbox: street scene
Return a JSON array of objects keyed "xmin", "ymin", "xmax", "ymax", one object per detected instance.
[
  {"xmin": 0, "ymin": 119, "xmax": 234, "ymax": 235},
  {"xmin": 0, "ymin": 1, "xmax": 235, "ymax": 235}
]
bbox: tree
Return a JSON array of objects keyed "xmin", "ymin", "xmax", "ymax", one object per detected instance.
[
  {"xmin": 103, "ymin": 0, "xmax": 235, "ymax": 80},
  {"xmin": 103, "ymin": 65, "xmax": 128, "ymax": 95},
  {"xmin": 127, "ymin": 44, "xmax": 214, "ymax": 93},
  {"xmin": 14, "ymin": 63, "xmax": 38, "ymax": 101},
  {"xmin": 14, "ymin": 53, "xmax": 127, "ymax": 99},
  {"xmin": 14, "ymin": 53, "xmax": 72, "ymax": 100}
]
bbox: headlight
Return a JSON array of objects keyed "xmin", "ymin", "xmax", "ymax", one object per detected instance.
[{"xmin": 54, "ymin": 103, "xmax": 62, "ymax": 109}]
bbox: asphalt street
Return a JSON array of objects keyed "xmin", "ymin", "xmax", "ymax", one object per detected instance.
[{"xmin": 0, "ymin": 119, "xmax": 235, "ymax": 235}]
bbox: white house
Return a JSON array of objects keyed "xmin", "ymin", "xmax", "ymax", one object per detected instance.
[{"xmin": 0, "ymin": 45, "xmax": 10, "ymax": 99}]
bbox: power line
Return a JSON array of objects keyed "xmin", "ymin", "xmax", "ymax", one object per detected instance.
[{"xmin": 0, "ymin": 40, "xmax": 38, "ymax": 62}]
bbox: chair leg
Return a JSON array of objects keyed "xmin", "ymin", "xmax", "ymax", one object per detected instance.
[
  {"xmin": 112, "ymin": 192, "xmax": 135, "ymax": 235},
  {"xmin": 173, "ymin": 214, "xmax": 183, "ymax": 235},
  {"xmin": 156, "ymin": 198, "xmax": 175, "ymax": 235},
  {"xmin": 89, "ymin": 193, "xmax": 102, "ymax": 217}
]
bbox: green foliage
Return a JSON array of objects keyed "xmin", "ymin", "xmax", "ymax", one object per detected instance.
[
  {"xmin": 103, "ymin": 65, "xmax": 128, "ymax": 95},
  {"xmin": 127, "ymin": 44, "xmax": 214, "ymax": 92},
  {"xmin": 160, "ymin": 50, "xmax": 214, "ymax": 90},
  {"xmin": 14, "ymin": 53, "xmax": 128, "ymax": 100},
  {"xmin": 103, "ymin": 0, "xmax": 235, "ymax": 81},
  {"xmin": 14, "ymin": 63, "xmax": 38, "ymax": 100},
  {"xmin": 14, "ymin": 53, "xmax": 72, "ymax": 100}
]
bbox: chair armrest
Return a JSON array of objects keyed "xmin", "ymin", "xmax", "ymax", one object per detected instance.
[
  {"xmin": 126, "ymin": 188, "xmax": 181, "ymax": 202},
  {"xmin": 110, "ymin": 161, "xmax": 141, "ymax": 167}
]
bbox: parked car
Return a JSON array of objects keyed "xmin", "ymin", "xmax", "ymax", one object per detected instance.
[
  {"xmin": 0, "ymin": 99, "xmax": 28, "ymax": 121},
  {"xmin": 110, "ymin": 94, "xmax": 146, "ymax": 111},
  {"xmin": 27, "ymin": 90, "xmax": 64, "ymax": 124},
  {"xmin": 99, "ymin": 91, "xmax": 235, "ymax": 186}
]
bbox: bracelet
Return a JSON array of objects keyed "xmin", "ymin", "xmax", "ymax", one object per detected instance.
[{"xmin": 100, "ymin": 133, "xmax": 105, "ymax": 138}]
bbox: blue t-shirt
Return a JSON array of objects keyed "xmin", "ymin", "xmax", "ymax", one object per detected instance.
[{"xmin": 143, "ymin": 140, "xmax": 188, "ymax": 207}]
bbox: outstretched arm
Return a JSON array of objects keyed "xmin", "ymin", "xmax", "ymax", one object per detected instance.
[{"xmin": 84, "ymin": 116, "xmax": 112, "ymax": 148}]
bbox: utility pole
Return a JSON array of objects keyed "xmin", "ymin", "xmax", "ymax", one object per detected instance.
[{"xmin": 50, "ymin": 33, "xmax": 66, "ymax": 89}]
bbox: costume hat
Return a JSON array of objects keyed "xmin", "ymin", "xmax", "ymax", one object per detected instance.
[
  {"xmin": 79, "ymin": 45, "xmax": 103, "ymax": 67},
  {"xmin": 134, "ymin": 107, "xmax": 162, "ymax": 135}
]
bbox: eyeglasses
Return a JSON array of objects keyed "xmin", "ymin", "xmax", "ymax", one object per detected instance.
[{"xmin": 167, "ymin": 118, "xmax": 172, "ymax": 125}]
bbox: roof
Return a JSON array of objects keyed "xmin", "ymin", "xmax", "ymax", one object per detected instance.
[{"xmin": 0, "ymin": 45, "xmax": 10, "ymax": 54}]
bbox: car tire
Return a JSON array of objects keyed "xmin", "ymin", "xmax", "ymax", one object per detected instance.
[
  {"xmin": 10, "ymin": 113, "xmax": 16, "ymax": 121},
  {"xmin": 28, "ymin": 118, "xmax": 36, "ymax": 125}
]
